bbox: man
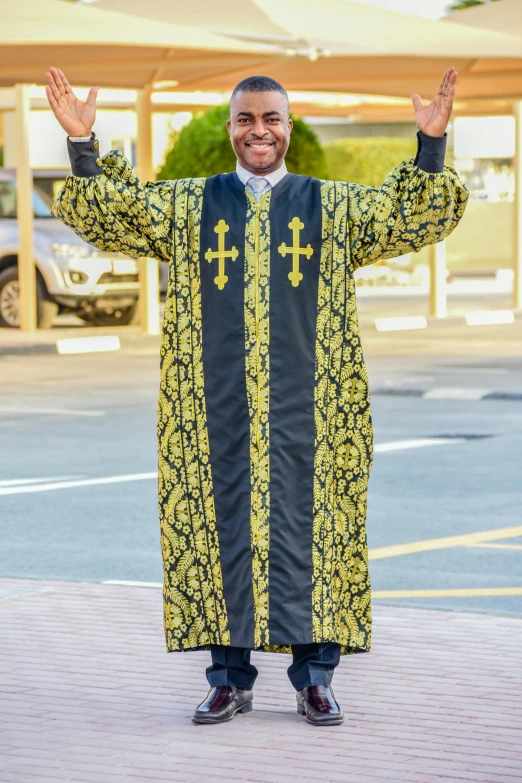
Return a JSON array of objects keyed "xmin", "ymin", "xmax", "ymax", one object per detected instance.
[{"xmin": 46, "ymin": 66, "xmax": 468, "ymax": 726}]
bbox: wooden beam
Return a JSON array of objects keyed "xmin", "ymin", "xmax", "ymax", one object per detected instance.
[
  {"xmin": 514, "ymin": 100, "xmax": 522, "ymax": 310},
  {"xmin": 136, "ymin": 84, "xmax": 160, "ymax": 336},
  {"xmin": 429, "ymin": 240, "xmax": 447, "ymax": 319},
  {"xmin": 15, "ymin": 83, "xmax": 37, "ymax": 331}
]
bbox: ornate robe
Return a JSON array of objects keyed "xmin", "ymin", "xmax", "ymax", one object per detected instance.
[{"xmin": 53, "ymin": 131, "xmax": 469, "ymax": 655}]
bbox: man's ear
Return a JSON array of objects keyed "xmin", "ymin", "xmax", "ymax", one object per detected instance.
[
  {"xmin": 226, "ymin": 118, "xmax": 232, "ymax": 137},
  {"xmin": 288, "ymin": 117, "xmax": 293, "ymax": 133}
]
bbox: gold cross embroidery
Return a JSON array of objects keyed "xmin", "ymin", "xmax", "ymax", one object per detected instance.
[
  {"xmin": 278, "ymin": 217, "xmax": 313, "ymax": 287},
  {"xmin": 205, "ymin": 219, "xmax": 239, "ymax": 290},
  {"xmin": 345, "ymin": 378, "xmax": 360, "ymax": 402}
]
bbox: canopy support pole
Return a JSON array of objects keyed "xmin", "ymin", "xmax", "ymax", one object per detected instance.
[
  {"xmin": 514, "ymin": 100, "xmax": 522, "ymax": 310},
  {"xmin": 136, "ymin": 85, "xmax": 160, "ymax": 335},
  {"xmin": 428, "ymin": 239, "xmax": 447, "ymax": 318},
  {"xmin": 15, "ymin": 83, "xmax": 37, "ymax": 331}
]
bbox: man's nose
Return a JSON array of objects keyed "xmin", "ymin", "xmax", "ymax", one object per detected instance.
[{"xmin": 251, "ymin": 118, "xmax": 267, "ymax": 137}]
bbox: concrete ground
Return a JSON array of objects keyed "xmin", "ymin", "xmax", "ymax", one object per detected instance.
[
  {"xmin": 1, "ymin": 290, "xmax": 522, "ymax": 782},
  {"xmin": 1, "ymin": 577, "xmax": 521, "ymax": 783}
]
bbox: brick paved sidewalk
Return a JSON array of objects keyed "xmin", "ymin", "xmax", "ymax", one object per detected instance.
[{"xmin": 1, "ymin": 578, "xmax": 521, "ymax": 783}]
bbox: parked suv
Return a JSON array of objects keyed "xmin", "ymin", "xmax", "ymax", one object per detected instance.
[{"xmin": 0, "ymin": 168, "xmax": 140, "ymax": 328}]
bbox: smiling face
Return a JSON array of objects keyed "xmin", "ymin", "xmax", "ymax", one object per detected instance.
[{"xmin": 227, "ymin": 90, "xmax": 293, "ymax": 175}]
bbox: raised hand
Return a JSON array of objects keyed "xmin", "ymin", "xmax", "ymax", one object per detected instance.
[
  {"xmin": 45, "ymin": 67, "xmax": 99, "ymax": 137},
  {"xmin": 410, "ymin": 67, "xmax": 457, "ymax": 138}
]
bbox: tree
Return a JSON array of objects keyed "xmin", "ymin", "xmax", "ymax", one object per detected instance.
[
  {"xmin": 448, "ymin": 0, "xmax": 500, "ymax": 10},
  {"xmin": 156, "ymin": 104, "xmax": 328, "ymax": 180}
]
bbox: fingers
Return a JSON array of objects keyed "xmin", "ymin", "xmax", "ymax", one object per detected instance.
[
  {"xmin": 441, "ymin": 66, "xmax": 456, "ymax": 96},
  {"xmin": 410, "ymin": 93, "xmax": 423, "ymax": 113},
  {"xmin": 437, "ymin": 68, "xmax": 448, "ymax": 97},
  {"xmin": 57, "ymin": 68, "xmax": 73, "ymax": 94},
  {"xmin": 440, "ymin": 69, "xmax": 458, "ymax": 121},
  {"xmin": 45, "ymin": 69, "xmax": 62, "ymax": 103},
  {"xmin": 85, "ymin": 86, "xmax": 100, "ymax": 108},
  {"xmin": 49, "ymin": 66, "xmax": 67, "ymax": 97},
  {"xmin": 44, "ymin": 84, "xmax": 58, "ymax": 110},
  {"xmin": 444, "ymin": 68, "xmax": 458, "ymax": 108}
]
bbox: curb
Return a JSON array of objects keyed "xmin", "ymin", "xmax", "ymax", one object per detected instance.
[
  {"xmin": 0, "ymin": 333, "xmax": 160, "ymax": 356},
  {"xmin": 373, "ymin": 387, "xmax": 522, "ymax": 401}
]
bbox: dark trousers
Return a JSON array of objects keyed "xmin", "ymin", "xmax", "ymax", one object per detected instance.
[{"xmin": 206, "ymin": 642, "xmax": 341, "ymax": 692}]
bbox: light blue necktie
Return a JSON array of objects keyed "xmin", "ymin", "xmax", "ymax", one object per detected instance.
[{"xmin": 247, "ymin": 177, "xmax": 269, "ymax": 202}]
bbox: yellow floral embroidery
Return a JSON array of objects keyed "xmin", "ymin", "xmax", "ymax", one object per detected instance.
[
  {"xmin": 348, "ymin": 160, "xmax": 469, "ymax": 269},
  {"xmin": 311, "ymin": 181, "xmax": 373, "ymax": 654},
  {"xmin": 159, "ymin": 178, "xmax": 230, "ymax": 651},
  {"xmin": 52, "ymin": 150, "xmax": 176, "ymax": 263},
  {"xmin": 244, "ymin": 189, "xmax": 272, "ymax": 648}
]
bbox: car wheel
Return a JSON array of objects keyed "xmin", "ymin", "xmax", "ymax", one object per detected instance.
[
  {"xmin": 0, "ymin": 266, "xmax": 59, "ymax": 329},
  {"xmin": 79, "ymin": 302, "xmax": 139, "ymax": 327}
]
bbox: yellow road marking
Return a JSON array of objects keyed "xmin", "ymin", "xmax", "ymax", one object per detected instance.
[
  {"xmin": 469, "ymin": 543, "xmax": 522, "ymax": 551},
  {"xmin": 372, "ymin": 587, "xmax": 522, "ymax": 598},
  {"xmin": 369, "ymin": 525, "xmax": 522, "ymax": 560}
]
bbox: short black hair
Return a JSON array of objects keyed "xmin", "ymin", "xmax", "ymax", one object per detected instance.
[{"xmin": 230, "ymin": 75, "xmax": 289, "ymax": 109}]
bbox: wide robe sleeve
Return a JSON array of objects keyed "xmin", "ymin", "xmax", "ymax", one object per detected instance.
[
  {"xmin": 347, "ymin": 130, "xmax": 469, "ymax": 271},
  {"xmin": 52, "ymin": 133, "xmax": 176, "ymax": 264}
]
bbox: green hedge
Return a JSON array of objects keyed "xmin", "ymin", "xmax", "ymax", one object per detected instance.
[
  {"xmin": 324, "ymin": 136, "xmax": 418, "ymax": 187},
  {"xmin": 157, "ymin": 104, "xmax": 328, "ymax": 180}
]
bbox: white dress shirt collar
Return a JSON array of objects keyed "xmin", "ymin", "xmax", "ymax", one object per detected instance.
[{"xmin": 235, "ymin": 160, "xmax": 288, "ymax": 189}]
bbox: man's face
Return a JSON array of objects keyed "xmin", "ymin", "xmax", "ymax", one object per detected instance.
[{"xmin": 227, "ymin": 90, "xmax": 292, "ymax": 175}]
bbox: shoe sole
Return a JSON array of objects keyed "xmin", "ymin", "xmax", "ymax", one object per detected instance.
[
  {"xmin": 192, "ymin": 700, "xmax": 253, "ymax": 724},
  {"xmin": 297, "ymin": 703, "xmax": 344, "ymax": 725}
]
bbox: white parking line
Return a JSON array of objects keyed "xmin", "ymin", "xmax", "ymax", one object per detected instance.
[
  {"xmin": 423, "ymin": 388, "xmax": 491, "ymax": 400},
  {"xmin": 0, "ymin": 472, "xmax": 157, "ymax": 496},
  {"xmin": 103, "ymin": 580, "xmax": 162, "ymax": 588},
  {"xmin": 57, "ymin": 336, "xmax": 120, "ymax": 355},
  {"xmin": 0, "ymin": 407, "xmax": 105, "ymax": 417},
  {"xmin": 432, "ymin": 368, "xmax": 509, "ymax": 375},
  {"xmin": 0, "ymin": 438, "xmax": 470, "ymax": 498},
  {"xmin": 0, "ymin": 476, "xmax": 82, "ymax": 488},
  {"xmin": 375, "ymin": 316, "xmax": 427, "ymax": 332},
  {"xmin": 375, "ymin": 438, "xmax": 465, "ymax": 452}
]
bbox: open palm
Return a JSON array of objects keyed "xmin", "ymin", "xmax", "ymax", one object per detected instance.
[
  {"xmin": 45, "ymin": 67, "xmax": 99, "ymax": 137},
  {"xmin": 411, "ymin": 67, "xmax": 457, "ymax": 138}
]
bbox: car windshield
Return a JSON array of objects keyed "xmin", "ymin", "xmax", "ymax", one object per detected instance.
[{"xmin": 0, "ymin": 180, "xmax": 55, "ymax": 219}]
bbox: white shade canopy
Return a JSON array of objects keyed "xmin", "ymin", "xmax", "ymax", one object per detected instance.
[
  {"xmin": 54, "ymin": 0, "xmax": 522, "ymax": 105},
  {"xmin": 444, "ymin": 0, "xmax": 522, "ymax": 37},
  {"xmin": 0, "ymin": 0, "xmax": 274, "ymax": 88},
  {"xmin": 1, "ymin": 0, "xmax": 521, "ymax": 112},
  {"xmin": 95, "ymin": 0, "xmax": 522, "ymax": 58}
]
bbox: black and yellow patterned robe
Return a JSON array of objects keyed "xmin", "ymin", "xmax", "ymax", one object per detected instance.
[{"xmin": 53, "ymin": 131, "xmax": 469, "ymax": 656}]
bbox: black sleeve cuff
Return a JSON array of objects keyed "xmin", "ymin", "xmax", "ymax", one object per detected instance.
[
  {"xmin": 414, "ymin": 130, "xmax": 447, "ymax": 174},
  {"xmin": 67, "ymin": 132, "xmax": 103, "ymax": 177}
]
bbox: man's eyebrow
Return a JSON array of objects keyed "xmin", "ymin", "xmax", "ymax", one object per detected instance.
[{"xmin": 234, "ymin": 110, "xmax": 283, "ymax": 118}]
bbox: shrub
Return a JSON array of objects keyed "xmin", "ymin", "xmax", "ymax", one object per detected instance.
[
  {"xmin": 324, "ymin": 136, "xmax": 417, "ymax": 187},
  {"xmin": 157, "ymin": 105, "xmax": 328, "ymax": 180}
]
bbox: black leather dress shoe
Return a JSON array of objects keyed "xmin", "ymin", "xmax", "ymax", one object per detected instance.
[
  {"xmin": 296, "ymin": 684, "xmax": 344, "ymax": 725},
  {"xmin": 192, "ymin": 685, "xmax": 253, "ymax": 724}
]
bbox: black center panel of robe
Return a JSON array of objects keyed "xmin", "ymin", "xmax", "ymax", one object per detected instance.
[
  {"xmin": 199, "ymin": 172, "xmax": 254, "ymax": 647},
  {"xmin": 267, "ymin": 175, "xmax": 323, "ymax": 645},
  {"xmin": 200, "ymin": 172, "xmax": 323, "ymax": 648}
]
